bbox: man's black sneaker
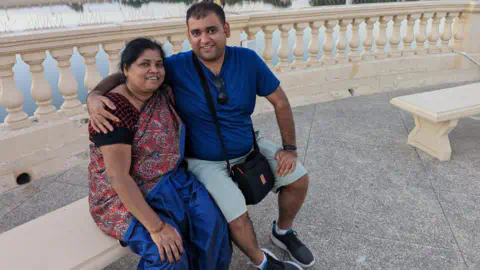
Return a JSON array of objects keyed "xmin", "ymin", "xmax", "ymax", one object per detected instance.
[
  {"xmin": 270, "ymin": 221, "xmax": 315, "ymax": 268},
  {"xmin": 258, "ymin": 248, "xmax": 302, "ymax": 270}
]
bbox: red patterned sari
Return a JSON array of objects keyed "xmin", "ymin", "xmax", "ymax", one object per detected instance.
[{"xmin": 87, "ymin": 87, "xmax": 181, "ymax": 240}]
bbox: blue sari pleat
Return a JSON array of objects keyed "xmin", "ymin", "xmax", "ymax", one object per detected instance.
[{"xmin": 123, "ymin": 119, "xmax": 232, "ymax": 270}]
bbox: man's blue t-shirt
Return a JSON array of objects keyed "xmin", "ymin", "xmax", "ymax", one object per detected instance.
[{"xmin": 164, "ymin": 46, "xmax": 280, "ymax": 161}]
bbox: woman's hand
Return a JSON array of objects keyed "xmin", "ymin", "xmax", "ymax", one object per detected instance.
[{"xmin": 150, "ymin": 223, "xmax": 184, "ymax": 264}]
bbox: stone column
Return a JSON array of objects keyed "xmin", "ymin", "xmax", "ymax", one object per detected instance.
[
  {"xmin": 276, "ymin": 24, "xmax": 293, "ymax": 72},
  {"xmin": 415, "ymin": 13, "xmax": 433, "ymax": 55},
  {"xmin": 23, "ymin": 51, "xmax": 58, "ymax": 121},
  {"xmin": 389, "ymin": 15, "xmax": 406, "ymax": 58},
  {"xmin": 321, "ymin": 19, "xmax": 338, "ymax": 65},
  {"xmin": 440, "ymin": 12, "xmax": 457, "ymax": 53},
  {"xmin": 335, "ymin": 19, "xmax": 352, "ymax": 63},
  {"xmin": 227, "ymin": 28, "xmax": 243, "ymax": 47},
  {"xmin": 307, "ymin": 21, "xmax": 323, "ymax": 67},
  {"xmin": 79, "ymin": 45, "xmax": 103, "ymax": 93},
  {"xmin": 0, "ymin": 55, "xmax": 31, "ymax": 129},
  {"xmin": 349, "ymin": 18, "xmax": 363, "ymax": 63},
  {"xmin": 245, "ymin": 26, "xmax": 260, "ymax": 50},
  {"xmin": 427, "ymin": 12, "xmax": 445, "ymax": 54},
  {"xmin": 362, "ymin": 17, "xmax": 378, "ymax": 61},
  {"xmin": 262, "ymin": 25, "xmax": 276, "ymax": 69},
  {"xmin": 291, "ymin": 23, "xmax": 308, "ymax": 69},
  {"xmin": 51, "ymin": 48, "xmax": 84, "ymax": 116},
  {"xmin": 402, "ymin": 14, "xmax": 421, "ymax": 56},
  {"xmin": 452, "ymin": 13, "xmax": 466, "ymax": 51},
  {"xmin": 460, "ymin": 3, "xmax": 480, "ymax": 53},
  {"xmin": 104, "ymin": 41, "xmax": 125, "ymax": 75},
  {"xmin": 169, "ymin": 34, "xmax": 185, "ymax": 54},
  {"xmin": 375, "ymin": 16, "xmax": 393, "ymax": 59}
]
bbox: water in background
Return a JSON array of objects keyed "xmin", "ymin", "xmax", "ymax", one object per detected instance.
[{"xmin": 1, "ymin": 0, "xmax": 430, "ymax": 122}]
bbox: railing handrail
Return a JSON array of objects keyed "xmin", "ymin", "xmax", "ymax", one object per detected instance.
[
  {"xmin": 2, "ymin": 0, "xmax": 82, "ymax": 8},
  {"xmin": 0, "ymin": 1, "xmax": 473, "ymax": 56},
  {"xmin": 246, "ymin": 0, "xmax": 472, "ymax": 26}
]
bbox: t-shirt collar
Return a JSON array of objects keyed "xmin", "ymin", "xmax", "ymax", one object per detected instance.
[{"xmin": 195, "ymin": 46, "xmax": 230, "ymax": 78}]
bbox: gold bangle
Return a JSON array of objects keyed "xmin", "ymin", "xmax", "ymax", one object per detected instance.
[{"xmin": 149, "ymin": 222, "xmax": 166, "ymax": 235}]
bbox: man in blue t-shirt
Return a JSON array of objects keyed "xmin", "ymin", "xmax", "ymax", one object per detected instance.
[{"xmin": 87, "ymin": 2, "xmax": 314, "ymax": 269}]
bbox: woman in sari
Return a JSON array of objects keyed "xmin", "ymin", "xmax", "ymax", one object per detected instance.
[{"xmin": 87, "ymin": 37, "xmax": 232, "ymax": 269}]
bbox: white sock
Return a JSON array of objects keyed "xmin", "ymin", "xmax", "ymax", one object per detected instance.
[
  {"xmin": 275, "ymin": 222, "xmax": 290, "ymax": 235},
  {"xmin": 254, "ymin": 253, "xmax": 267, "ymax": 269}
]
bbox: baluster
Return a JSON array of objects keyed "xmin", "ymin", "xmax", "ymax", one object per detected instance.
[
  {"xmin": 245, "ymin": 27, "xmax": 260, "ymax": 50},
  {"xmin": 51, "ymin": 48, "xmax": 84, "ymax": 116},
  {"xmin": 349, "ymin": 18, "xmax": 363, "ymax": 63},
  {"xmin": 79, "ymin": 45, "xmax": 103, "ymax": 92},
  {"xmin": 0, "ymin": 55, "xmax": 31, "ymax": 129},
  {"xmin": 307, "ymin": 21, "xmax": 323, "ymax": 67},
  {"xmin": 169, "ymin": 34, "xmax": 185, "ymax": 54},
  {"xmin": 375, "ymin": 16, "xmax": 392, "ymax": 59},
  {"xmin": 416, "ymin": 13, "xmax": 433, "ymax": 55},
  {"xmin": 291, "ymin": 23, "xmax": 307, "ymax": 69},
  {"xmin": 243, "ymin": 27, "xmax": 258, "ymax": 50},
  {"xmin": 228, "ymin": 27, "xmax": 243, "ymax": 47},
  {"xmin": 262, "ymin": 25, "xmax": 276, "ymax": 69},
  {"xmin": 154, "ymin": 36, "xmax": 168, "ymax": 44},
  {"xmin": 335, "ymin": 19, "xmax": 352, "ymax": 64},
  {"xmin": 453, "ymin": 13, "xmax": 465, "ymax": 51},
  {"xmin": 246, "ymin": 27, "xmax": 259, "ymax": 41},
  {"xmin": 154, "ymin": 36, "xmax": 168, "ymax": 50},
  {"xmin": 389, "ymin": 15, "xmax": 406, "ymax": 58},
  {"xmin": 23, "ymin": 52, "xmax": 58, "ymax": 121},
  {"xmin": 321, "ymin": 20, "xmax": 338, "ymax": 65},
  {"xmin": 428, "ymin": 12, "xmax": 444, "ymax": 54},
  {"xmin": 402, "ymin": 14, "xmax": 421, "ymax": 56},
  {"xmin": 276, "ymin": 24, "xmax": 293, "ymax": 72},
  {"xmin": 440, "ymin": 12, "xmax": 457, "ymax": 53},
  {"xmin": 104, "ymin": 41, "xmax": 125, "ymax": 75},
  {"xmin": 362, "ymin": 17, "xmax": 378, "ymax": 61}
]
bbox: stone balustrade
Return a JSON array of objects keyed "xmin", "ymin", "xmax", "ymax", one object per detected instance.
[
  {"xmin": 0, "ymin": 0, "xmax": 479, "ymax": 191},
  {"xmin": 0, "ymin": 1, "xmax": 475, "ymax": 128}
]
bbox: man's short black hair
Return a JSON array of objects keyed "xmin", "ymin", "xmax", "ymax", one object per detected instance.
[{"xmin": 186, "ymin": 1, "xmax": 226, "ymax": 26}]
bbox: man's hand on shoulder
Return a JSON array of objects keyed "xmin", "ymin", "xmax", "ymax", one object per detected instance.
[
  {"xmin": 86, "ymin": 72, "xmax": 125, "ymax": 133},
  {"xmin": 87, "ymin": 92, "xmax": 120, "ymax": 133},
  {"xmin": 274, "ymin": 149, "xmax": 298, "ymax": 176}
]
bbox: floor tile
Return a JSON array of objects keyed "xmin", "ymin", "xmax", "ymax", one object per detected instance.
[{"xmin": 438, "ymin": 191, "xmax": 480, "ymax": 261}]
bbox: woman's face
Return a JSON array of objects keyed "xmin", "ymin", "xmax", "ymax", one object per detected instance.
[{"xmin": 124, "ymin": 49, "xmax": 165, "ymax": 94}]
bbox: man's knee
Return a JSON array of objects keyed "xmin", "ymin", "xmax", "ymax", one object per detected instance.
[{"xmin": 285, "ymin": 173, "xmax": 309, "ymax": 192}]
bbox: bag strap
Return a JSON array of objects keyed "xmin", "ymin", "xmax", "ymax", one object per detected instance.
[
  {"xmin": 192, "ymin": 54, "xmax": 233, "ymax": 173},
  {"xmin": 192, "ymin": 54, "xmax": 259, "ymax": 173}
]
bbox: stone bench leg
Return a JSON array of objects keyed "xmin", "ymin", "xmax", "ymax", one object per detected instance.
[{"xmin": 407, "ymin": 115, "xmax": 458, "ymax": 161}]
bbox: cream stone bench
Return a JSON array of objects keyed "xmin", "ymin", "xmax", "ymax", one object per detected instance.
[
  {"xmin": 390, "ymin": 83, "xmax": 480, "ymax": 161},
  {"xmin": 0, "ymin": 196, "xmax": 130, "ymax": 270}
]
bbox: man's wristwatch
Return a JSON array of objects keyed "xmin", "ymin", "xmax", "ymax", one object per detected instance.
[{"xmin": 283, "ymin": 145, "xmax": 297, "ymax": 151}]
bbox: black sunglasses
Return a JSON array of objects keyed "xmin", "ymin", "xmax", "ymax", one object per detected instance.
[{"xmin": 212, "ymin": 76, "xmax": 228, "ymax": 105}]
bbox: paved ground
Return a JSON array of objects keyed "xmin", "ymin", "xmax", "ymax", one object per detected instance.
[{"xmin": 1, "ymin": 81, "xmax": 480, "ymax": 269}]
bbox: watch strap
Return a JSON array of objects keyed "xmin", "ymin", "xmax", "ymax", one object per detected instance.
[{"xmin": 283, "ymin": 145, "xmax": 297, "ymax": 151}]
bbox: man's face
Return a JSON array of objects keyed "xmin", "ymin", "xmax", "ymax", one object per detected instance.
[{"xmin": 187, "ymin": 12, "xmax": 230, "ymax": 63}]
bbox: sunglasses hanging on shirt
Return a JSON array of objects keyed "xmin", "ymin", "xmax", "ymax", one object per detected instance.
[{"xmin": 212, "ymin": 76, "xmax": 228, "ymax": 105}]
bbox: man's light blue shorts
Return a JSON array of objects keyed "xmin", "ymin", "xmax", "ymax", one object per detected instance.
[{"xmin": 186, "ymin": 131, "xmax": 308, "ymax": 223}]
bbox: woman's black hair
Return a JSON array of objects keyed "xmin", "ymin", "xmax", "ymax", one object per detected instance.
[{"xmin": 119, "ymin": 37, "xmax": 166, "ymax": 73}]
